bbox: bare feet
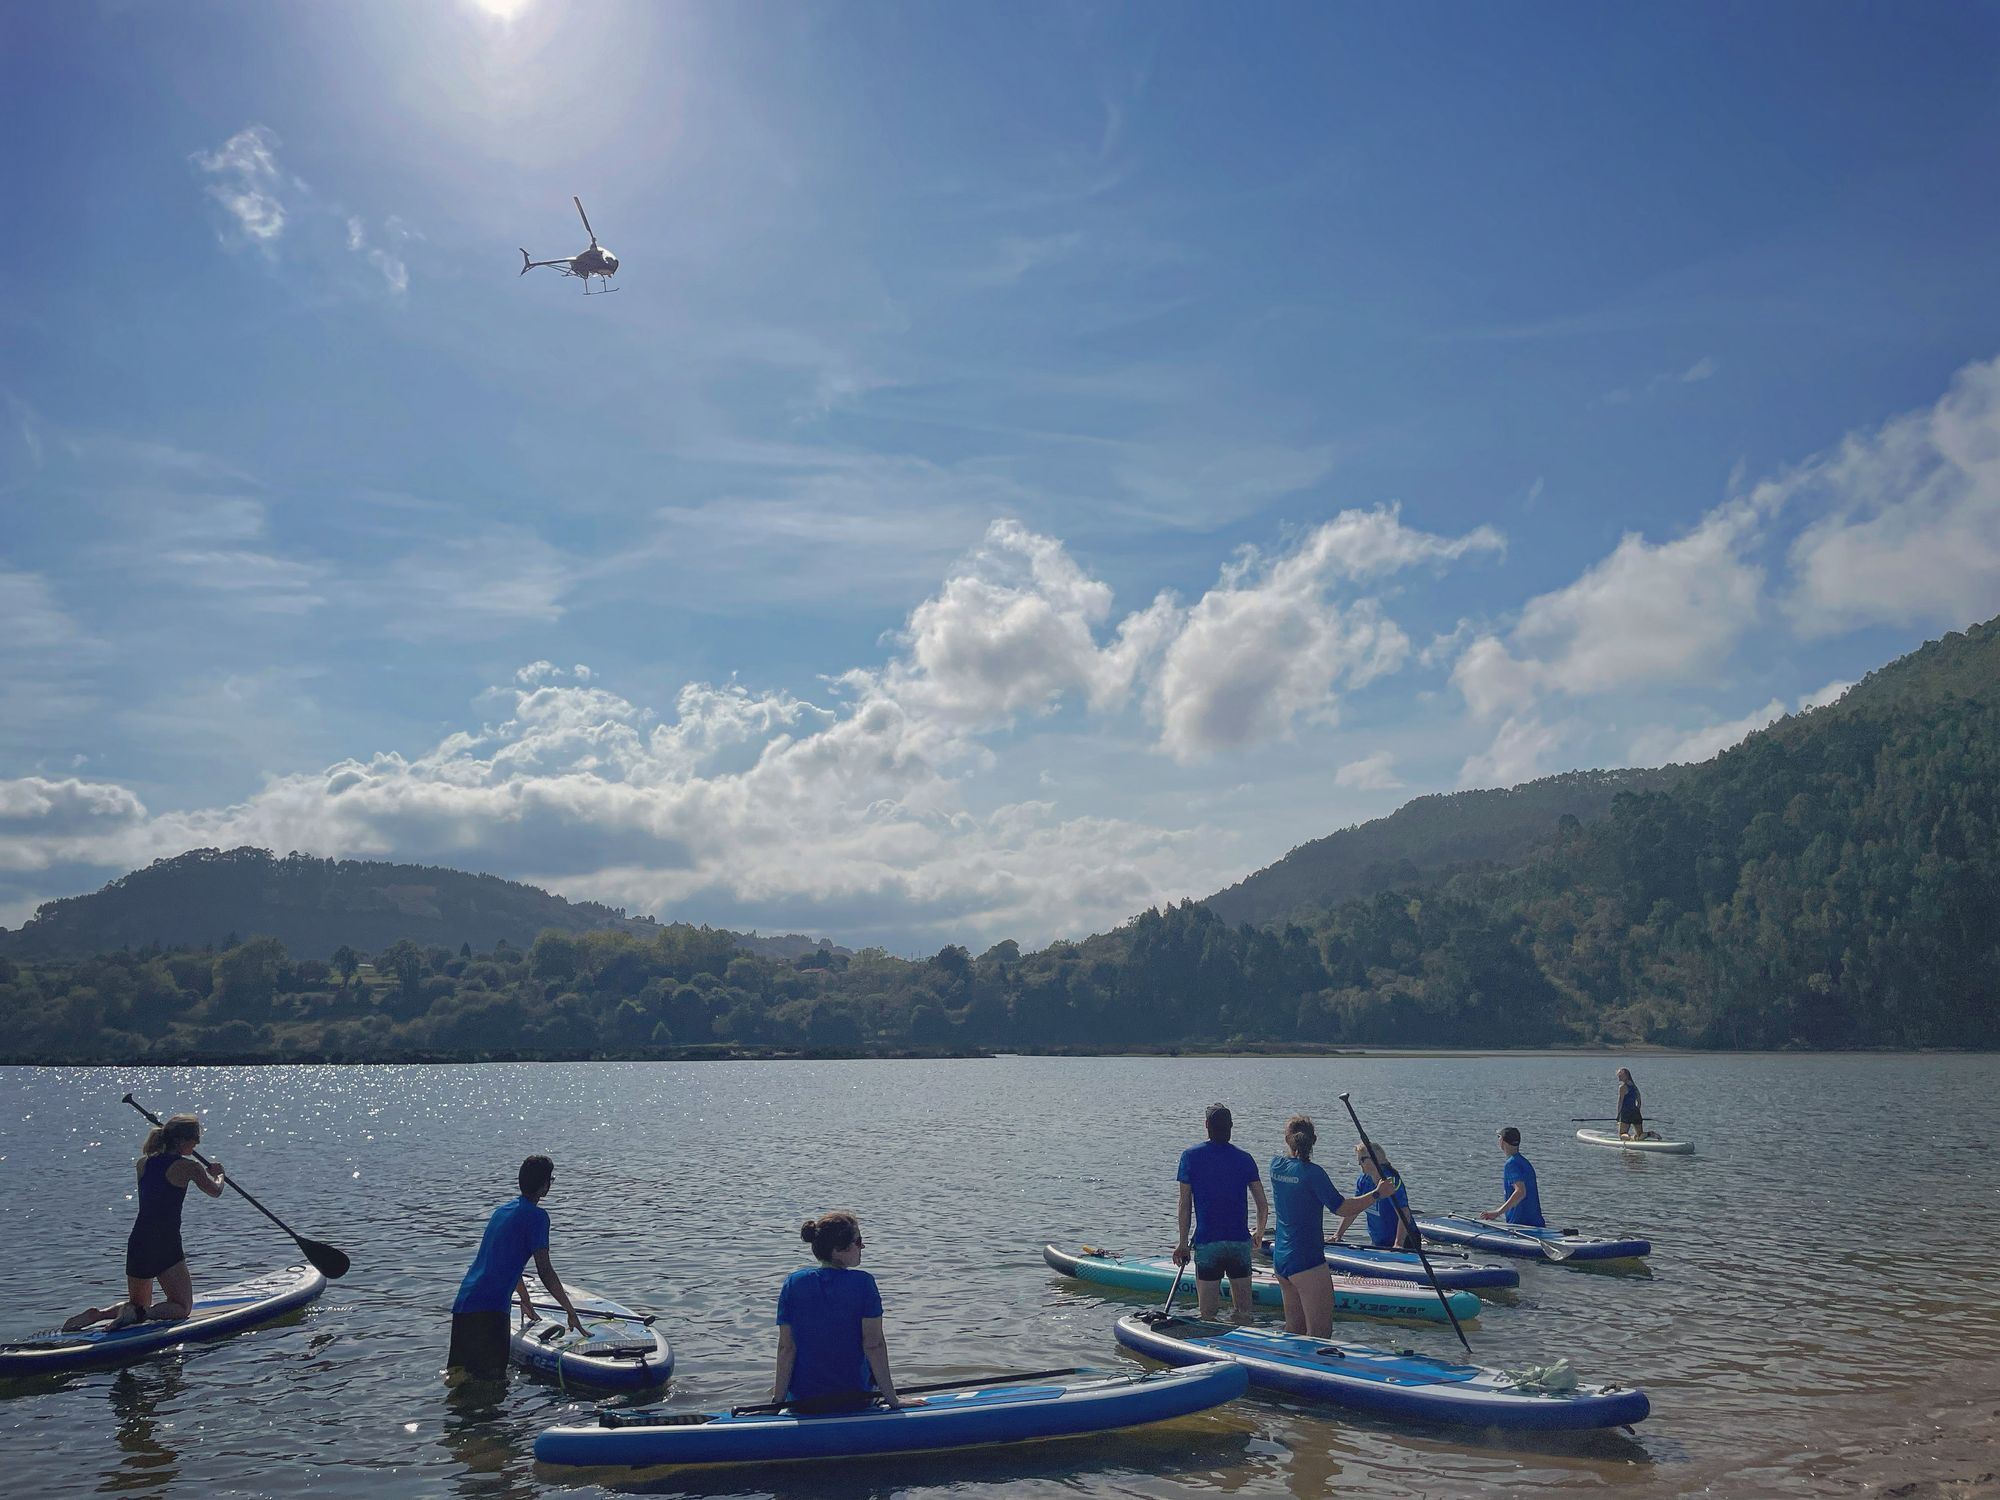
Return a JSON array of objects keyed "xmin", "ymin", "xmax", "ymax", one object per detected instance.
[{"xmin": 61, "ymin": 1308, "xmax": 111, "ymax": 1333}]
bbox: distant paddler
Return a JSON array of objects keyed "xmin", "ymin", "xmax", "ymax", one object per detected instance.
[{"xmin": 1616, "ymin": 1067, "xmax": 1644, "ymax": 1141}]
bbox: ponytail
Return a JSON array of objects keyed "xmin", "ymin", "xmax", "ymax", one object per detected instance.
[
  {"xmin": 141, "ymin": 1113, "xmax": 201, "ymax": 1160},
  {"xmin": 1285, "ymin": 1114, "xmax": 1316, "ymax": 1162}
]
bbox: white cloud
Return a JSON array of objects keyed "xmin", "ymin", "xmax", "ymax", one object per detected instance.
[
  {"xmin": 1628, "ymin": 697, "xmax": 1786, "ymax": 767},
  {"xmin": 1799, "ymin": 679, "xmax": 1851, "ymax": 710},
  {"xmin": 1459, "ymin": 715, "xmax": 1568, "ymax": 789},
  {"xmin": 1333, "ymin": 750, "xmax": 1403, "ymax": 791},
  {"xmin": 1452, "ymin": 501, "xmax": 1763, "ymax": 717},
  {"xmin": 1150, "ymin": 506, "xmax": 1502, "ymax": 764},
  {"xmin": 192, "ymin": 125, "xmax": 287, "ymax": 247},
  {"xmin": 1780, "ymin": 353, "xmax": 2000, "ymax": 635}
]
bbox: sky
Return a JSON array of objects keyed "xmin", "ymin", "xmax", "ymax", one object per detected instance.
[{"xmin": 3, "ymin": 1, "xmax": 1999, "ymax": 953}]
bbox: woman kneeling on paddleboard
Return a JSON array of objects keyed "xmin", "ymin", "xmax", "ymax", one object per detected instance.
[
  {"xmin": 773, "ymin": 1212, "xmax": 901, "ymax": 1413},
  {"xmin": 1270, "ymin": 1117, "xmax": 1383, "ymax": 1339},
  {"xmin": 64, "ymin": 1112, "xmax": 225, "ymax": 1332}
]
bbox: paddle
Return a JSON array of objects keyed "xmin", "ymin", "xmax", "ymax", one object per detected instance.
[
  {"xmin": 122, "ymin": 1093, "xmax": 350, "ymax": 1280},
  {"xmin": 1571, "ymin": 1118, "xmax": 1671, "ymax": 1125},
  {"xmin": 721, "ymin": 1366, "xmax": 1090, "ymax": 1419},
  {"xmin": 1337, "ymin": 1093, "xmax": 1472, "ymax": 1357},
  {"xmin": 1443, "ymin": 1210, "xmax": 1576, "ymax": 1262}
]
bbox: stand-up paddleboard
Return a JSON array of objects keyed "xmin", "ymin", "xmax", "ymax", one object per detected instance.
[
  {"xmin": 1577, "ymin": 1128, "xmax": 1694, "ymax": 1155},
  {"xmin": 1414, "ymin": 1216, "xmax": 1651, "ymax": 1262},
  {"xmin": 1317, "ymin": 1243, "xmax": 1520, "ymax": 1290},
  {"xmin": 0, "ymin": 1264, "xmax": 326, "ymax": 1377},
  {"xmin": 1114, "ymin": 1313, "xmax": 1648, "ymax": 1431},
  {"xmin": 1043, "ymin": 1245, "xmax": 1481, "ymax": 1325},
  {"xmin": 533, "ymin": 1362, "xmax": 1247, "ymax": 1467},
  {"xmin": 512, "ymin": 1275, "xmax": 673, "ymax": 1389}
]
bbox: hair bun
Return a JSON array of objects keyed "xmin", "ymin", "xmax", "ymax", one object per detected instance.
[{"xmin": 799, "ymin": 1219, "xmax": 818, "ymax": 1243}]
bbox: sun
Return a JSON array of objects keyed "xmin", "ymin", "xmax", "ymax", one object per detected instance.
[{"xmin": 465, "ymin": 0, "xmax": 535, "ymax": 21}]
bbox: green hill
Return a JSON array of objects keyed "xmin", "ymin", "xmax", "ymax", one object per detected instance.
[{"xmin": 1203, "ymin": 766, "xmax": 1686, "ymax": 928}]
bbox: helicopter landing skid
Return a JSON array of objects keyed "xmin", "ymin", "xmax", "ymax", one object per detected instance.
[{"xmin": 584, "ymin": 282, "xmax": 620, "ymax": 295}]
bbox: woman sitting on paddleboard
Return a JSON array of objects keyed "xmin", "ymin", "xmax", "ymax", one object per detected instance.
[
  {"xmin": 64, "ymin": 1112, "xmax": 225, "ymax": 1332},
  {"xmin": 773, "ymin": 1211, "xmax": 901, "ymax": 1413},
  {"xmin": 1270, "ymin": 1117, "xmax": 1383, "ymax": 1339}
]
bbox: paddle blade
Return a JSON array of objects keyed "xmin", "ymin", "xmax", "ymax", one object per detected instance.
[{"xmin": 298, "ymin": 1236, "xmax": 351, "ymax": 1279}]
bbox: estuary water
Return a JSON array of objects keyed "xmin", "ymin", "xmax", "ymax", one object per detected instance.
[{"xmin": 1, "ymin": 1055, "xmax": 1995, "ymax": 1499}]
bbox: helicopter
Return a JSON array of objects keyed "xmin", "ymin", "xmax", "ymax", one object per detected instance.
[{"xmin": 519, "ymin": 197, "xmax": 619, "ymax": 294}]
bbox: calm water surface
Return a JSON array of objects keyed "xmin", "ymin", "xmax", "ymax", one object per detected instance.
[{"xmin": 2, "ymin": 1056, "xmax": 1995, "ymax": 1498}]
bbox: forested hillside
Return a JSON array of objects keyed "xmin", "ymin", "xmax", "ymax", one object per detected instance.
[
  {"xmin": 1203, "ymin": 767, "xmax": 1685, "ymax": 928},
  {"xmin": 2, "ymin": 620, "xmax": 1992, "ymax": 1062}
]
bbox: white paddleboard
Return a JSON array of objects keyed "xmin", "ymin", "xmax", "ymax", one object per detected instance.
[{"xmin": 1576, "ymin": 1128, "xmax": 1694, "ymax": 1155}]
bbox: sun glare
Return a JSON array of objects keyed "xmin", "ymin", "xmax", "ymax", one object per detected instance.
[{"xmin": 467, "ymin": 0, "xmax": 535, "ymax": 22}]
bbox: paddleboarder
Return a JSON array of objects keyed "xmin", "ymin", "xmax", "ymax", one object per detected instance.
[
  {"xmin": 1269, "ymin": 1116, "xmax": 1384, "ymax": 1337},
  {"xmin": 772, "ymin": 1211, "xmax": 901, "ymax": 1412},
  {"xmin": 1173, "ymin": 1103, "xmax": 1270, "ymax": 1324},
  {"xmin": 1477, "ymin": 1126, "xmax": 1546, "ymax": 1227},
  {"xmin": 447, "ymin": 1154, "xmax": 583, "ymax": 1384},
  {"xmin": 63, "ymin": 1112, "xmax": 227, "ymax": 1332},
  {"xmin": 1616, "ymin": 1068, "xmax": 1645, "ymax": 1140},
  {"xmin": 1341, "ymin": 1143, "xmax": 1413, "ymax": 1249}
]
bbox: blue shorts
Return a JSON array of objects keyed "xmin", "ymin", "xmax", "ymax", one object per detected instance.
[
  {"xmin": 1274, "ymin": 1248, "xmax": 1327, "ymax": 1280},
  {"xmin": 1193, "ymin": 1240, "xmax": 1253, "ymax": 1281}
]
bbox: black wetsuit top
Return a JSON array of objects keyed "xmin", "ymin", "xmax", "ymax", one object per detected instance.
[
  {"xmin": 1617, "ymin": 1081, "xmax": 1643, "ymax": 1126},
  {"xmin": 124, "ymin": 1153, "xmax": 188, "ymax": 1280}
]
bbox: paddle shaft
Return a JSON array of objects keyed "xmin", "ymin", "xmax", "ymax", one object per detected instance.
[
  {"xmin": 1337, "ymin": 1092, "xmax": 1473, "ymax": 1356},
  {"xmin": 121, "ymin": 1093, "xmax": 349, "ymax": 1277},
  {"xmin": 1571, "ymin": 1118, "xmax": 1671, "ymax": 1124},
  {"xmin": 1446, "ymin": 1211, "xmax": 1576, "ymax": 1260}
]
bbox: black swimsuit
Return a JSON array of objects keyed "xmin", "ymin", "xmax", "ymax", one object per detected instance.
[{"xmin": 125, "ymin": 1154, "xmax": 188, "ymax": 1280}]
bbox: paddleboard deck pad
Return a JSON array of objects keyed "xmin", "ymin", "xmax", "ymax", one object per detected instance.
[
  {"xmin": 533, "ymin": 1361, "xmax": 1247, "ymax": 1467},
  {"xmin": 1414, "ymin": 1216, "xmax": 1651, "ymax": 1262},
  {"xmin": 1043, "ymin": 1244, "xmax": 1480, "ymax": 1325},
  {"xmin": 513, "ymin": 1276, "xmax": 672, "ymax": 1389},
  {"xmin": 0, "ymin": 1263, "xmax": 326, "ymax": 1377},
  {"xmin": 1114, "ymin": 1312, "xmax": 1649, "ymax": 1431},
  {"xmin": 1577, "ymin": 1129, "xmax": 1694, "ymax": 1155}
]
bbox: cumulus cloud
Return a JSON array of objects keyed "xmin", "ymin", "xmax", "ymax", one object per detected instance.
[
  {"xmin": 1778, "ymin": 353, "xmax": 2000, "ymax": 635},
  {"xmin": 1452, "ymin": 501, "xmax": 1763, "ymax": 718},
  {"xmin": 1333, "ymin": 750, "xmax": 1403, "ymax": 791},
  {"xmin": 1628, "ymin": 697, "xmax": 1787, "ymax": 767},
  {"xmin": 1799, "ymin": 678, "xmax": 1851, "ymax": 710},
  {"xmin": 1150, "ymin": 505, "xmax": 1502, "ymax": 763}
]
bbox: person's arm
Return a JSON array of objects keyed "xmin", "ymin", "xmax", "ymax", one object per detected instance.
[
  {"xmin": 771, "ymin": 1323, "xmax": 797, "ymax": 1405},
  {"xmin": 861, "ymin": 1317, "xmax": 898, "ymax": 1408},
  {"xmin": 516, "ymin": 1276, "xmax": 537, "ymax": 1324},
  {"xmin": 1249, "ymin": 1180, "xmax": 1270, "ymax": 1248},
  {"xmin": 1480, "ymin": 1183, "xmax": 1525, "ymax": 1220},
  {"xmin": 168, "ymin": 1158, "xmax": 227, "ymax": 1198},
  {"xmin": 532, "ymin": 1247, "xmax": 585, "ymax": 1334},
  {"xmin": 1173, "ymin": 1182, "xmax": 1193, "ymax": 1264},
  {"xmin": 1329, "ymin": 1177, "xmax": 1379, "ymax": 1238}
]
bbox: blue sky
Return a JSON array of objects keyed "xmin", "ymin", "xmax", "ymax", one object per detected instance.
[{"xmin": 4, "ymin": 1, "xmax": 1999, "ymax": 951}]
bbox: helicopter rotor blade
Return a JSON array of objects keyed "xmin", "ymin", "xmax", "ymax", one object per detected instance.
[{"xmin": 573, "ymin": 196, "xmax": 596, "ymax": 247}]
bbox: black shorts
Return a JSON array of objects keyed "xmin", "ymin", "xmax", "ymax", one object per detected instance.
[
  {"xmin": 1618, "ymin": 1112, "xmax": 1644, "ymax": 1128},
  {"xmin": 125, "ymin": 1229, "xmax": 186, "ymax": 1281},
  {"xmin": 1193, "ymin": 1240, "xmax": 1254, "ymax": 1281},
  {"xmin": 447, "ymin": 1310, "xmax": 510, "ymax": 1380}
]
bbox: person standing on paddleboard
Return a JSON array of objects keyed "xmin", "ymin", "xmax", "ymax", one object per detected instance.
[
  {"xmin": 1341, "ymin": 1143, "xmax": 1413, "ymax": 1249},
  {"xmin": 1478, "ymin": 1126, "xmax": 1546, "ymax": 1227},
  {"xmin": 1269, "ymin": 1116, "xmax": 1382, "ymax": 1338},
  {"xmin": 772, "ymin": 1211, "xmax": 900, "ymax": 1412},
  {"xmin": 1173, "ymin": 1103, "xmax": 1270, "ymax": 1324},
  {"xmin": 63, "ymin": 1112, "xmax": 226, "ymax": 1332},
  {"xmin": 1616, "ymin": 1068, "xmax": 1644, "ymax": 1141},
  {"xmin": 447, "ymin": 1154, "xmax": 583, "ymax": 1384}
]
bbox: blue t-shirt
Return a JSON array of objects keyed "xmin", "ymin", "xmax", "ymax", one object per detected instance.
[
  {"xmin": 1177, "ymin": 1140, "xmax": 1261, "ymax": 1245},
  {"xmin": 453, "ymin": 1195, "xmax": 551, "ymax": 1313},
  {"xmin": 777, "ymin": 1265, "xmax": 884, "ymax": 1402},
  {"xmin": 1268, "ymin": 1156, "xmax": 1344, "ymax": 1276},
  {"xmin": 1356, "ymin": 1172, "xmax": 1410, "ymax": 1247},
  {"xmin": 1503, "ymin": 1153, "xmax": 1546, "ymax": 1227}
]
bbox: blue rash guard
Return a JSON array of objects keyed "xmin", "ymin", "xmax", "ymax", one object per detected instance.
[
  {"xmin": 777, "ymin": 1265, "xmax": 883, "ymax": 1403},
  {"xmin": 1356, "ymin": 1171, "xmax": 1410, "ymax": 1248},
  {"xmin": 453, "ymin": 1196, "xmax": 551, "ymax": 1314},
  {"xmin": 1176, "ymin": 1141, "xmax": 1261, "ymax": 1245},
  {"xmin": 1502, "ymin": 1153, "xmax": 1546, "ymax": 1227},
  {"xmin": 1268, "ymin": 1156, "xmax": 1346, "ymax": 1278}
]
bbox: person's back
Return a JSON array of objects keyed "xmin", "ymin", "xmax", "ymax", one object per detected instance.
[
  {"xmin": 777, "ymin": 1263, "xmax": 880, "ymax": 1402},
  {"xmin": 1179, "ymin": 1138, "xmax": 1261, "ymax": 1245},
  {"xmin": 1269, "ymin": 1154, "xmax": 1342, "ymax": 1272},
  {"xmin": 1503, "ymin": 1150, "xmax": 1545, "ymax": 1227},
  {"xmin": 453, "ymin": 1194, "xmax": 549, "ymax": 1314}
]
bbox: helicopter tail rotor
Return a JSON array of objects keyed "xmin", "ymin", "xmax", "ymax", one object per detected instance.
[
  {"xmin": 574, "ymin": 196, "xmax": 597, "ymax": 248},
  {"xmin": 519, "ymin": 248, "xmax": 534, "ymax": 275}
]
